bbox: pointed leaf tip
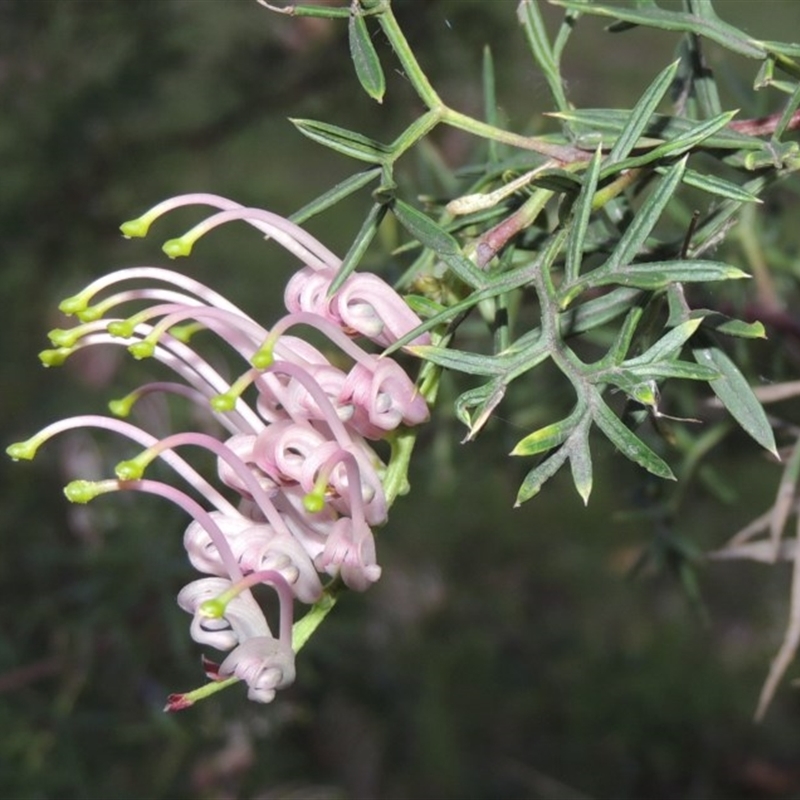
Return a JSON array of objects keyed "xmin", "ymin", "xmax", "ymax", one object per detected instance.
[
  {"xmin": 349, "ymin": 10, "xmax": 385, "ymax": 103},
  {"xmin": 693, "ymin": 345, "xmax": 778, "ymax": 457}
]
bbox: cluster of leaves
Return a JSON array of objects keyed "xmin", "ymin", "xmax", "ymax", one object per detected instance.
[{"xmin": 261, "ymin": 0, "xmax": 800, "ymax": 717}]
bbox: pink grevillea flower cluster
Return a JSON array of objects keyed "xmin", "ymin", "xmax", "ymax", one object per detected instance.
[{"xmin": 7, "ymin": 193, "xmax": 430, "ymax": 708}]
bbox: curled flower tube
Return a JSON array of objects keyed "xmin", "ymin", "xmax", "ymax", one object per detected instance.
[
  {"xmin": 285, "ymin": 266, "xmax": 431, "ymax": 348},
  {"xmin": 251, "ymin": 421, "xmax": 386, "ymax": 526},
  {"xmin": 340, "ymin": 359, "xmax": 431, "ymax": 438},
  {"xmin": 183, "ymin": 512, "xmax": 323, "ymax": 603},
  {"xmin": 251, "ymin": 314, "xmax": 429, "ymax": 436},
  {"xmin": 315, "ymin": 516, "xmax": 381, "ymax": 592},
  {"xmin": 178, "ymin": 570, "xmax": 296, "ymax": 703},
  {"xmin": 220, "ymin": 635, "xmax": 296, "ymax": 704},
  {"xmin": 214, "ymin": 433, "xmax": 278, "ymax": 499},
  {"xmin": 183, "ymin": 512, "xmax": 253, "ymax": 575},
  {"xmin": 8, "ymin": 195, "xmax": 431, "ymax": 706},
  {"xmin": 178, "ymin": 576, "xmax": 271, "ymax": 650}
]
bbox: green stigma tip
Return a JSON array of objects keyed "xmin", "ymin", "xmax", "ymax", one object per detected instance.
[
  {"xmin": 107, "ymin": 321, "xmax": 135, "ymax": 338},
  {"xmin": 166, "ymin": 323, "xmax": 194, "ymax": 344},
  {"xmin": 199, "ymin": 598, "xmax": 226, "ymax": 619},
  {"xmin": 128, "ymin": 341, "xmax": 155, "ymax": 360},
  {"xmin": 251, "ymin": 349, "xmax": 274, "ymax": 370},
  {"xmin": 76, "ymin": 306, "xmax": 103, "ymax": 323},
  {"xmin": 64, "ymin": 480, "xmax": 99, "ymax": 504},
  {"xmin": 39, "ymin": 348, "xmax": 70, "ymax": 367},
  {"xmin": 6, "ymin": 441, "xmax": 36, "ymax": 461},
  {"xmin": 115, "ymin": 459, "xmax": 144, "ymax": 481},
  {"xmin": 120, "ymin": 218, "xmax": 150, "ymax": 239},
  {"xmin": 108, "ymin": 397, "xmax": 134, "ymax": 417},
  {"xmin": 303, "ymin": 491, "xmax": 326, "ymax": 514},
  {"xmin": 48, "ymin": 328, "xmax": 78, "ymax": 348},
  {"xmin": 210, "ymin": 394, "xmax": 236, "ymax": 412},
  {"xmin": 58, "ymin": 295, "xmax": 87, "ymax": 316},
  {"xmin": 162, "ymin": 238, "xmax": 192, "ymax": 259}
]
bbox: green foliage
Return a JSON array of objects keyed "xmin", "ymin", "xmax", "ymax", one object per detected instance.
[
  {"xmin": 7, "ymin": 1, "xmax": 800, "ymax": 796},
  {"xmin": 254, "ymin": 0, "xmax": 800, "ymax": 721}
]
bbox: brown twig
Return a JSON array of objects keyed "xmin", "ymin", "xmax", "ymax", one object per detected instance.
[{"xmin": 729, "ymin": 109, "xmax": 800, "ymax": 138}]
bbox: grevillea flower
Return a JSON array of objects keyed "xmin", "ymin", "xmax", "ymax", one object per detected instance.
[{"xmin": 7, "ymin": 193, "xmax": 430, "ymax": 707}]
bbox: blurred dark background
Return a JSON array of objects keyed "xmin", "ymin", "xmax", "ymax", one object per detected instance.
[{"xmin": 3, "ymin": 1, "xmax": 800, "ymax": 798}]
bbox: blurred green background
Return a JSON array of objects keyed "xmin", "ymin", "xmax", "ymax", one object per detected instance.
[{"xmin": 4, "ymin": 1, "xmax": 800, "ymax": 797}]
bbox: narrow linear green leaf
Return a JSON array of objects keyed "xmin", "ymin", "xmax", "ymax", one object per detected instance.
[
  {"xmin": 290, "ymin": 118, "xmax": 390, "ymax": 163},
  {"xmin": 761, "ymin": 40, "xmax": 800, "ymax": 58},
  {"xmin": 329, "ymin": 201, "xmax": 387, "ymax": 294},
  {"xmin": 552, "ymin": 108, "xmax": 764, "ymax": 151},
  {"xmin": 482, "ymin": 46, "xmax": 500, "ymax": 164},
  {"xmin": 623, "ymin": 360, "xmax": 719, "ymax": 381},
  {"xmin": 569, "ymin": 425, "xmax": 593, "ymax": 504},
  {"xmin": 676, "ymin": 25, "xmax": 722, "ymax": 118},
  {"xmin": 517, "ymin": 0, "xmax": 570, "ymax": 113},
  {"xmin": 404, "ymin": 295, "xmax": 446, "ymax": 318},
  {"xmin": 511, "ymin": 405, "xmax": 583, "ymax": 457},
  {"xmin": 408, "ymin": 344, "xmax": 525, "ymax": 377},
  {"xmin": 289, "ymin": 168, "xmax": 382, "ymax": 225},
  {"xmin": 605, "ymin": 158, "xmax": 687, "ymax": 272},
  {"xmin": 511, "ymin": 421, "xmax": 571, "ymax": 457},
  {"xmin": 549, "ymin": 0, "xmax": 766, "ymax": 59},
  {"xmin": 515, "ymin": 448, "xmax": 571, "ymax": 506},
  {"xmin": 349, "ymin": 9, "xmax": 385, "ymax": 103},
  {"xmin": 597, "ymin": 259, "xmax": 746, "ymax": 291},
  {"xmin": 692, "ymin": 344, "xmax": 777, "ymax": 455},
  {"xmin": 714, "ymin": 317, "xmax": 766, "ymax": 338},
  {"xmin": 392, "ymin": 199, "xmax": 487, "ymax": 289},
  {"xmin": 673, "ymin": 168, "xmax": 761, "ymax": 203},
  {"xmin": 552, "ymin": 3, "xmax": 580, "ymax": 60},
  {"xmin": 773, "ymin": 81, "xmax": 800, "ymax": 141},
  {"xmin": 567, "ymin": 145, "xmax": 602, "ymax": 283},
  {"xmin": 604, "ymin": 306, "xmax": 644, "ymax": 366},
  {"xmin": 625, "ymin": 318, "xmax": 703, "ymax": 366},
  {"xmin": 603, "ymin": 111, "xmax": 737, "ymax": 175},
  {"xmin": 686, "ymin": 310, "xmax": 766, "ymax": 339},
  {"xmin": 689, "ymin": 175, "xmax": 768, "ymax": 253},
  {"xmin": 607, "ymin": 60, "xmax": 680, "ymax": 165},
  {"xmin": 558, "ymin": 288, "xmax": 644, "ymax": 337},
  {"xmin": 592, "ymin": 395, "xmax": 675, "ymax": 480}
]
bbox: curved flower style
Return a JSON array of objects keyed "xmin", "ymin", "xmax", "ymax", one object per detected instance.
[{"xmin": 7, "ymin": 194, "xmax": 430, "ymax": 707}]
